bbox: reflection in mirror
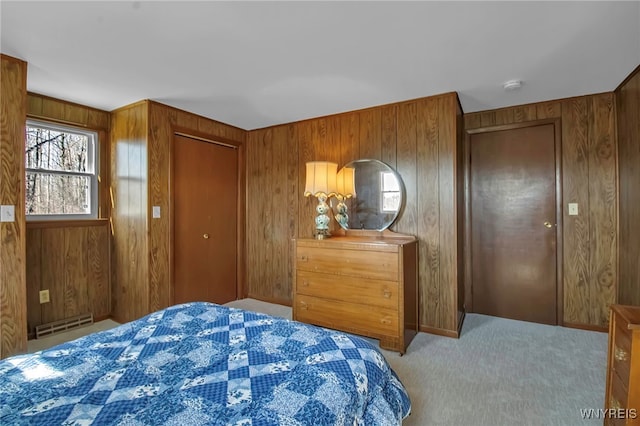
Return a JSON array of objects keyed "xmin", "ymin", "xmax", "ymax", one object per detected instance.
[
  {"xmin": 334, "ymin": 167, "xmax": 356, "ymax": 229},
  {"xmin": 333, "ymin": 159, "xmax": 404, "ymax": 231},
  {"xmin": 381, "ymin": 171, "xmax": 401, "ymax": 212}
]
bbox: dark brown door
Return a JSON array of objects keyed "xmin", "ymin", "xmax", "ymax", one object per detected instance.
[
  {"xmin": 173, "ymin": 134, "xmax": 238, "ymax": 305},
  {"xmin": 470, "ymin": 124, "xmax": 558, "ymax": 325}
]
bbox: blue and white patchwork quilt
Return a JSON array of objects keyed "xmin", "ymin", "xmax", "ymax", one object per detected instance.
[{"xmin": 0, "ymin": 302, "xmax": 411, "ymax": 425}]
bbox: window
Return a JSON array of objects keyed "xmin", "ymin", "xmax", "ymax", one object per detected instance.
[
  {"xmin": 25, "ymin": 120, "xmax": 98, "ymax": 219},
  {"xmin": 380, "ymin": 172, "xmax": 401, "ymax": 212}
]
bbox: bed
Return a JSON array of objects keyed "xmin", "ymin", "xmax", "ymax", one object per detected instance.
[{"xmin": 0, "ymin": 302, "xmax": 411, "ymax": 425}]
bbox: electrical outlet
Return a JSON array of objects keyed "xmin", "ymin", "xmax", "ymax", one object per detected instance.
[{"xmin": 39, "ymin": 289, "xmax": 50, "ymax": 304}]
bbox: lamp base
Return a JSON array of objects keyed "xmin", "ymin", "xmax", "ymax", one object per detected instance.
[{"xmin": 314, "ymin": 229, "xmax": 330, "ymax": 240}]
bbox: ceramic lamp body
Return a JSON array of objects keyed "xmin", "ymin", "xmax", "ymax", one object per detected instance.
[{"xmin": 315, "ymin": 199, "xmax": 330, "ymax": 230}]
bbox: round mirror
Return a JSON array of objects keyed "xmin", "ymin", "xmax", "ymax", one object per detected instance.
[{"xmin": 333, "ymin": 159, "xmax": 405, "ymax": 231}]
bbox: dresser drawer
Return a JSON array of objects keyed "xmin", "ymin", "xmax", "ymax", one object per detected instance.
[
  {"xmin": 613, "ymin": 315, "xmax": 633, "ymax": 387},
  {"xmin": 296, "ymin": 270, "xmax": 398, "ymax": 309},
  {"xmin": 609, "ymin": 369, "xmax": 629, "ymax": 410},
  {"xmin": 607, "ymin": 370, "xmax": 631, "ymax": 426},
  {"xmin": 296, "ymin": 246, "xmax": 398, "ymax": 281},
  {"xmin": 295, "ymin": 294, "xmax": 398, "ymax": 336}
]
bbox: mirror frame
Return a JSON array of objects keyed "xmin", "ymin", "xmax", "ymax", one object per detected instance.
[{"xmin": 334, "ymin": 159, "xmax": 405, "ymax": 232}]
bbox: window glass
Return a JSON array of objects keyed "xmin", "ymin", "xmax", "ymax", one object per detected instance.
[{"xmin": 25, "ymin": 120, "xmax": 98, "ymax": 219}]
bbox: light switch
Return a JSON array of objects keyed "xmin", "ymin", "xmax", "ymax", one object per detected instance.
[
  {"xmin": 0, "ymin": 205, "xmax": 15, "ymax": 222},
  {"xmin": 152, "ymin": 206, "xmax": 161, "ymax": 219},
  {"xmin": 568, "ymin": 203, "xmax": 579, "ymax": 216}
]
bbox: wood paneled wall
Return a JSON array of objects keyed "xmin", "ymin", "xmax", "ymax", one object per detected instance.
[
  {"xmin": 465, "ymin": 93, "xmax": 617, "ymax": 328},
  {"xmin": 110, "ymin": 100, "xmax": 246, "ymax": 323},
  {"xmin": 26, "ymin": 220, "xmax": 110, "ymax": 337},
  {"xmin": 616, "ymin": 65, "xmax": 640, "ymax": 307},
  {"xmin": 0, "ymin": 54, "xmax": 28, "ymax": 358},
  {"xmin": 110, "ymin": 101, "xmax": 149, "ymax": 323},
  {"xmin": 27, "ymin": 93, "xmax": 110, "ymax": 129},
  {"xmin": 247, "ymin": 92, "xmax": 464, "ymax": 334}
]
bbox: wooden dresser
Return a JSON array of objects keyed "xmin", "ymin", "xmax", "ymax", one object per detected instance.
[
  {"xmin": 605, "ymin": 304, "xmax": 640, "ymax": 425},
  {"xmin": 293, "ymin": 231, "xmax": 418, "ymax": 354}
]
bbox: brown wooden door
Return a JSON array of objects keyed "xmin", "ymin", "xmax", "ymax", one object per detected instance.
[
  {"xmin": 470, "ymin": 124, "xmax": 558, "ymax": 325},
  {"xmin": 173, "ymin": 134, "xmax": 238, "ymax": 305}
]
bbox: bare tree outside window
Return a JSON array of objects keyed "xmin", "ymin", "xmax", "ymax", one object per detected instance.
[{"xmin": 25, "ymin": 121, "xmax": 98, "ymax": 218}]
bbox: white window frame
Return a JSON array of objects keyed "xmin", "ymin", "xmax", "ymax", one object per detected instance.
[
  {"xmin": 380, "ymin": 171, "xmax": 401, "ymax": 213},
  {"xmin": 25, "ymin": 119, "xmax": 99, "ymax": 220}
]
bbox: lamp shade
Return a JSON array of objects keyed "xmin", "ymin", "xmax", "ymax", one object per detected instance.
[
  {"xmin": 304, "ymin": 161, "xmax": 338, "ymax": 197},
  {"xmin": 336, "ymin": 167, "xmax": 356, "ymax": 198}
]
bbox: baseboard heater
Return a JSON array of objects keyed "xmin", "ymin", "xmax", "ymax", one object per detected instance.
[{"xmin": 35, "ymin": 313, "xmax": 94, "ymax": 339}]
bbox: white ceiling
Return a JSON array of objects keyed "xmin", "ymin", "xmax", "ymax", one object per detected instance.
[{"xmin": 1, "ymin": 1, "xmax": 639, "ymax": 130}]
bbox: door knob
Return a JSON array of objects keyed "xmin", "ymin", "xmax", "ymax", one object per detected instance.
[
  {"xmin": 543, "ymin": 222, "xmax": 553, "ymax": 228},
  {"xmin": 203, "ymin": 233, "xmax": 209, "ymax": 239}
]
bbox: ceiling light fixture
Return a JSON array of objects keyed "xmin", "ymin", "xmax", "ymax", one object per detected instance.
[{"xmin": 503, "ymin": 79, "xmax": 523, "ymax": 91}]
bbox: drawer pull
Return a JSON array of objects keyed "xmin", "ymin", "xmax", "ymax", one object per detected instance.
[
  {"xmin": 299, "ymin": 255, "xmax": 308, "ymax": 262},
  {"xmin": 300, "ymin": 280, "xmax": 309, "ymax": 287},
  {"xmin": 299, "ymin": 301, "xmax": 308, "ymax": 310},
  {"xmin": 383, "ymin": 290, "xmax": 392, "ymax": 298},
  {"xmin": 614, "ymin": 345, "xmax": 629, "ymax": 362},
  {"xmin": 380, "ymin": 318, "xmax": 392, "ymax": 325},
  {"xmin": 610, "ymin": 396, "xmax": 622, "ymax": 410}
]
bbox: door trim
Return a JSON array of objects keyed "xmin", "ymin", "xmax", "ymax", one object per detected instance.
[
  {"xmin": 169, "ymin": 126, "xmax": 246, "ymax": 305},
  {"xmin": 463, "ymin": 119, "xmax": 563, "ymax": 325}
]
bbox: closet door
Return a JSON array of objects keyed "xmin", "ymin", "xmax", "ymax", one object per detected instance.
[{"xmin": 173, "ymin": 134, "xmax": 238, "ymax": 305}]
